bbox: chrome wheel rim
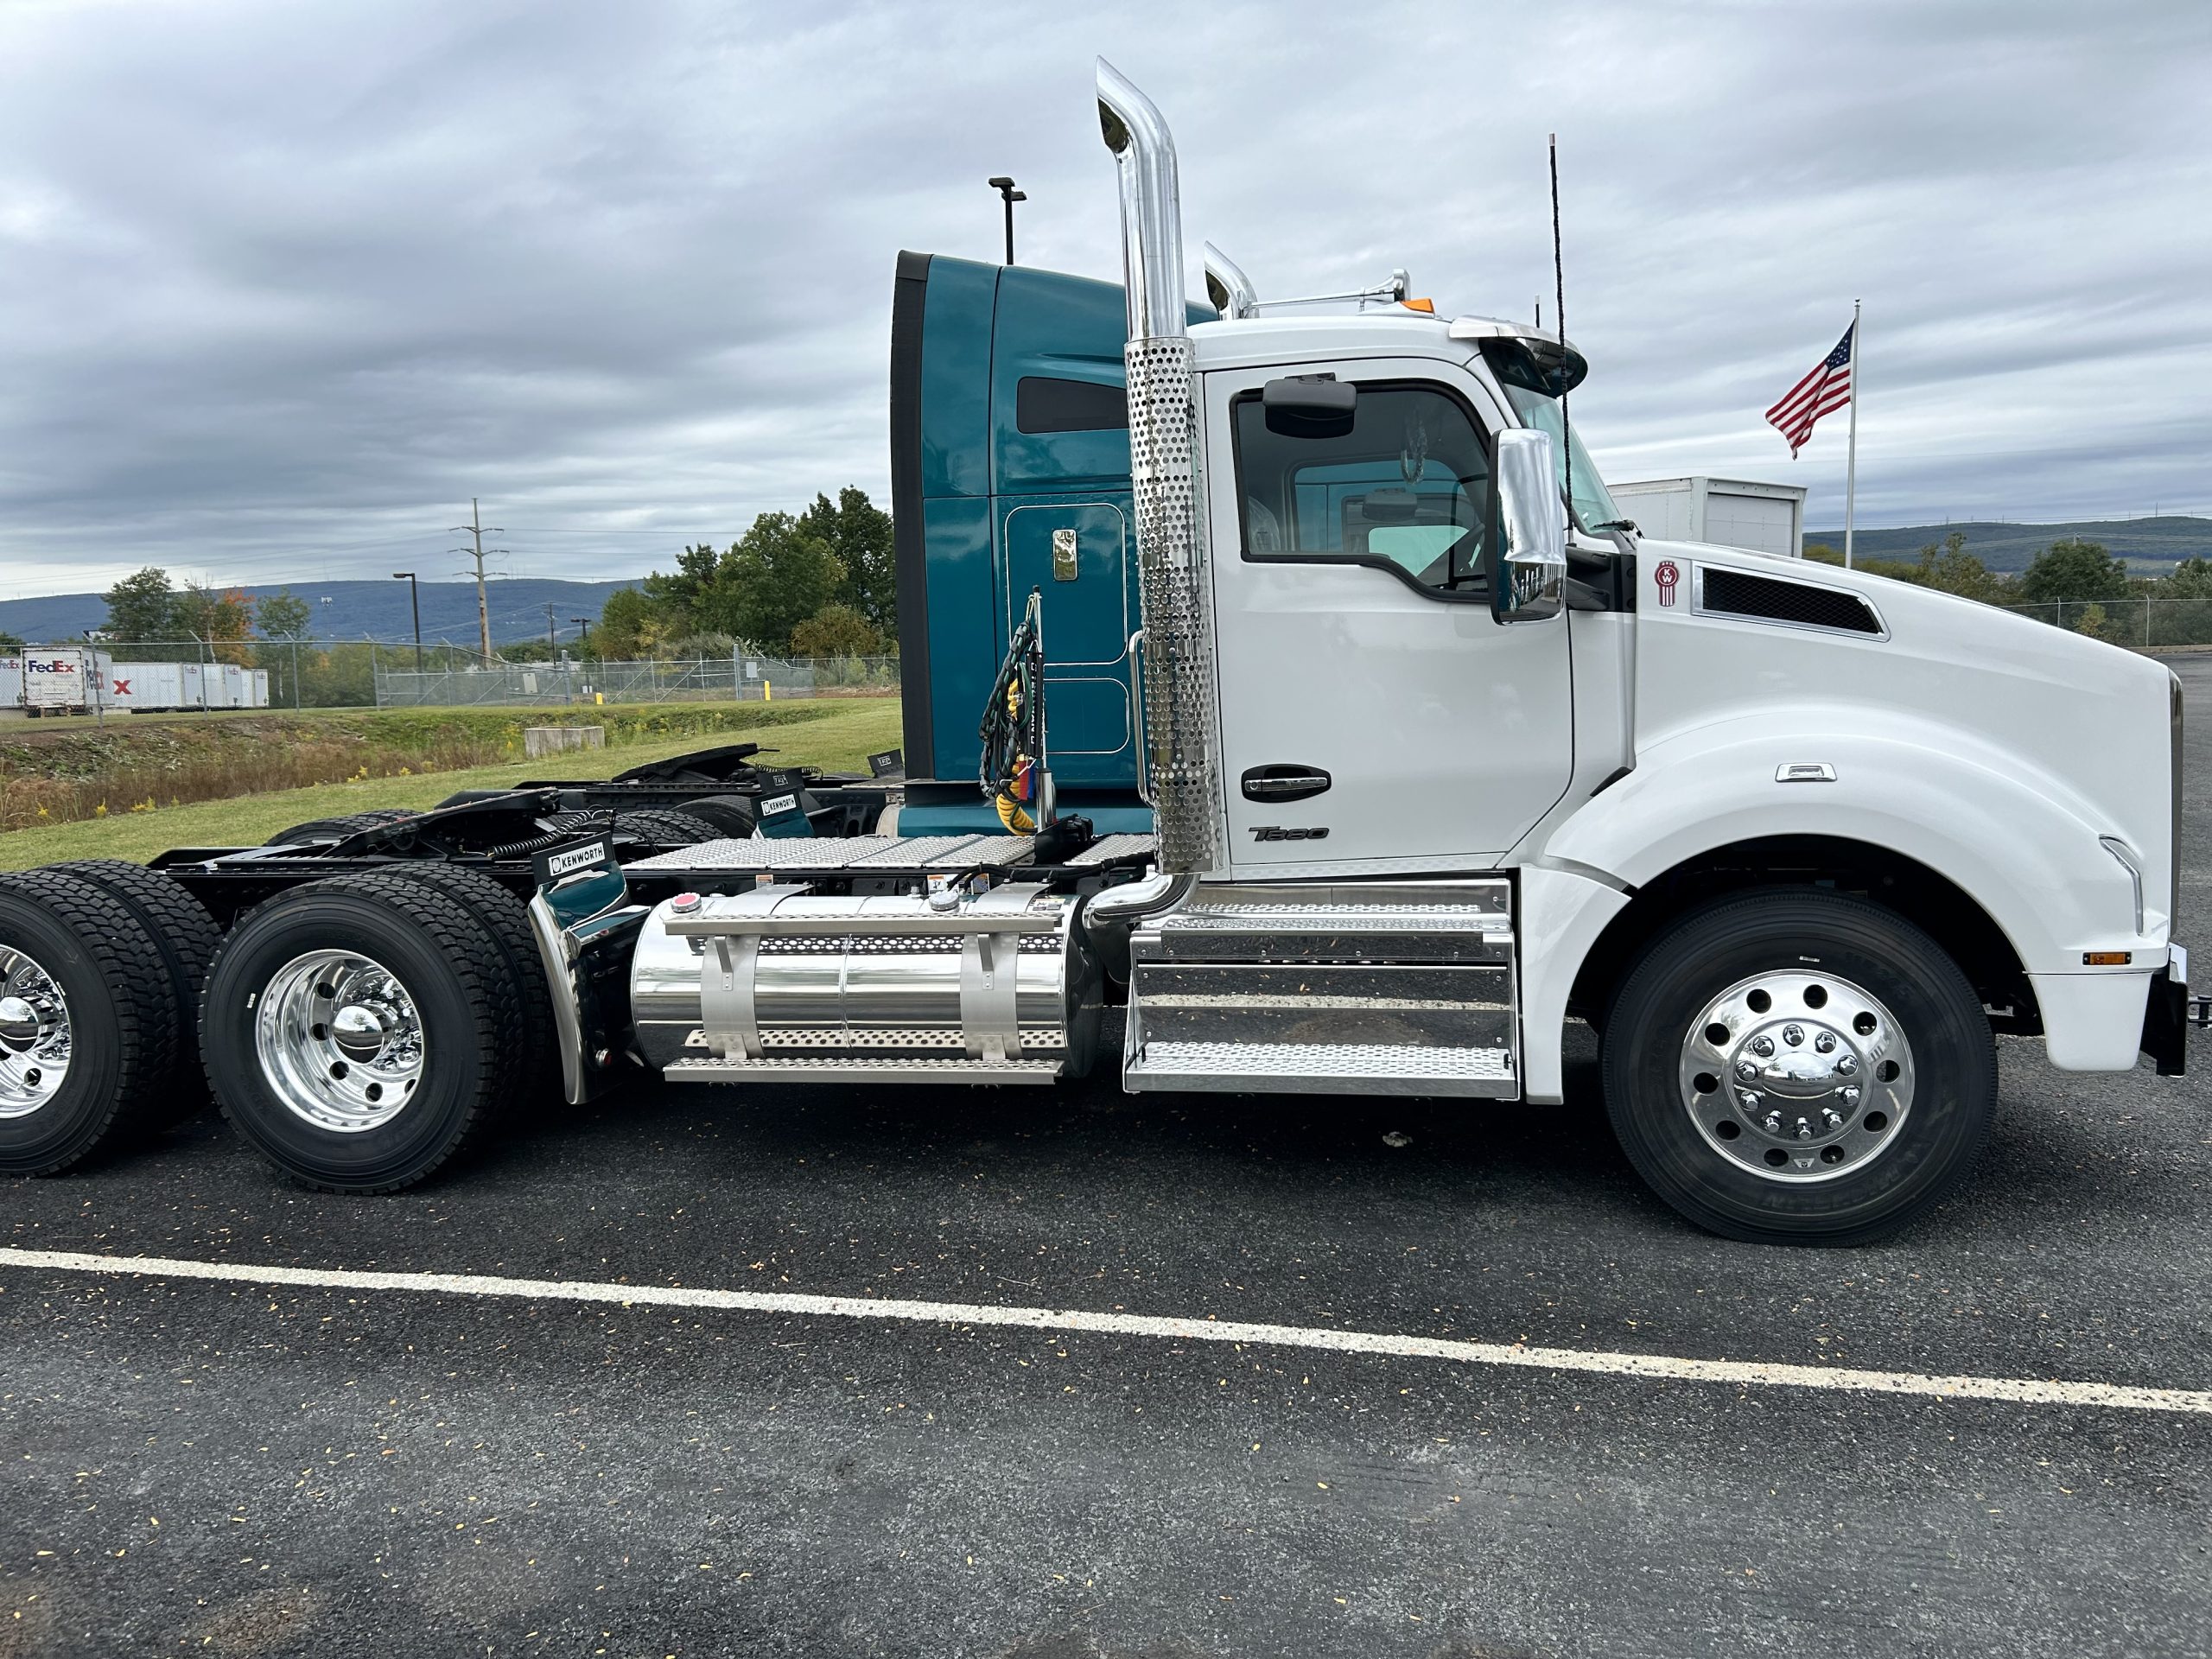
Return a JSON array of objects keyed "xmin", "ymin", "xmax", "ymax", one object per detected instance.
[
  {"xmin": 0, "ymin": 946, "xmax": 72, "ymax": 1118},
  {"xmin": 1677, "ymin": 969, "xmax": 1914, "ymax": 1184},
  {"xmin": 253, "ymin": 950, "xmax": 426, "ymax": 1133}
]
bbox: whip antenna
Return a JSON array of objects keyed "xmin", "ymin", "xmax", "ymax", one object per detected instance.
[{"xmin": 1549, "ymin": 133, "xmax": 1571, "ymax": 530}]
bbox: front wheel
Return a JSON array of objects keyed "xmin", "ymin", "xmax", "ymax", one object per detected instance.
[{"xmin": 1600, "ymin": 889, "xmax": 1996, "ymax": 1245}]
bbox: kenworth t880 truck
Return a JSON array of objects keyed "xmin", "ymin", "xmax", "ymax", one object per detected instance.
[{"xmin": 0, "ymin": 63, "xmax": 2189, "ymax": 1243}]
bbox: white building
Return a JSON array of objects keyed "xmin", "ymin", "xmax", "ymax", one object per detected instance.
[{"xmin": 1607, "ymin": 476, "xmax": 1807, "ymax": 559}]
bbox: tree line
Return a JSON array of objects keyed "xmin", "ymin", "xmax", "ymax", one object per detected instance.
[
  {"xmin": 594, "ymin": 488, "xmax": 896, "ymax": 662},
  {"xmin": 1803, "ymin": 532, "xmax": 2212, "ymax": 645}
]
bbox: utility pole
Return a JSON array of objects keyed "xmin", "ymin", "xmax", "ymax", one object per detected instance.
[
  {"xmin": 544, "ymin": 603, "xmax": 559, "ymax": 657},
  {"xmin": 570, "ymin": 616, "xmax": 592, "ymax": 645},
  {"xmin": 392, "ymin": 571, "xmax": 423, "ymax": 670},
  {"xmin": 988, "ymin": 176, "xmax": 1026, "ymax": 264},
  {"xmin": 448, "ymin": 499, "xmax": 505, "ymax": 664}
]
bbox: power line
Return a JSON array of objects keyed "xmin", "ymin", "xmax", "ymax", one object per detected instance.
[{"xmin": 448, "ymin": 498, "xmax": 505, "ymax": 664}]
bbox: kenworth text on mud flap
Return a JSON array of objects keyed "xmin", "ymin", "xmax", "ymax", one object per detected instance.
[{"xmin": 0, "ymin": 62, "xmax": 2190, "ymax": 1243}]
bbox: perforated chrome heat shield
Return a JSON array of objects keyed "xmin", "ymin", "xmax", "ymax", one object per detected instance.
[
  {"xmin": 1098, "ymin": 59, "xmax": 1224, "ymax": 880},
  {"xmin": 1125, "ymin": 334, "xmax": 1223, "ymax": 875}
]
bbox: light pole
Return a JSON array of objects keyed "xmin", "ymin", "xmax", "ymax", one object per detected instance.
[
  {"xmin": 392, "ymin": 571, "xmax": 423, "ymax": 671},
  {"xmin": 988, "ymin": 176, "xmax": 1026, "ymax": 264},
  {"xmin": 83, "ymin": 630, "xmax": 107, "ymax": 728}
]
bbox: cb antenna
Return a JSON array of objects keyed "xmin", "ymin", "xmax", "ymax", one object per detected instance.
[{"xmin": 1549, "ymin": 133, "xmax": 1571, "ymax": 532}]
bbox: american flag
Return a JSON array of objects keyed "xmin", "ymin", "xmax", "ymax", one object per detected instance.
[{"xmin": 1765, "ymin": 321, "xmax": 1856, "ymax": 455}]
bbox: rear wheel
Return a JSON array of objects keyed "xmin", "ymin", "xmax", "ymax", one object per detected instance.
[
  {"xmin": 1600, "ymin": 889, "xmax": 1995, "ymax": 1245},
  {"xmin": 200, "ymin": 874, "xmax": 521, "ymax": 1192},
  {"xmin": 41, "ymin": 861, "xmax": 220, "ymax": 1123},
  {"xmin": 0, "ymin": 872, "xmax": 180, "ymax": 1173},
  {"xmin": 674, "ymin": 794, "xmax": 759, "ymax": 838},
  {"xmin": 613, "ymin": 809, "xmax": 721, "ymax": 850},
  {"xmin": 375, "ymin": 864, "xmax": 559, "ymax": 1105}
]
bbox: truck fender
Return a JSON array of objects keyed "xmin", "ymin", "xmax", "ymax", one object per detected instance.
[{"xmin": 1532, "ymin": 713, "xmax": 2149, "ymax": 978}]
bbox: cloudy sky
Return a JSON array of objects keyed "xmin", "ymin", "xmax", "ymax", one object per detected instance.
[{"xmin": 2, "ymin": 0, "xmax": 2208, "ymax": 600}]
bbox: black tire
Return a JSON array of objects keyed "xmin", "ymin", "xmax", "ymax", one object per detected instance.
[
  {"xmin": 374, "ymin": 864, "xmax": 560, "ymax": 1106},
  {"xmin": 0, "ymin": 872, "xmax": 181, "ymax": 1174},
  {"xmin": 1600, "ymin": 889, "xmax": 1996, "ymax": 1246},
  {"xmin": 40, "ymin": 861, "xmax": 221, "ymax": 1124},
  {"xmin": 671, "ymin": 794, "xmax": 758, "ymax": 837},
  {"xmin": 200, "ymin": 873, "xmax": 523, "ymax": 1192},
  {"xmin": 265, "ymin": 808, "xmax": 417, "ymax": 847},
  {"xmin": 613, "ymin": 809, "xmax": 721, "ymax": 849}
]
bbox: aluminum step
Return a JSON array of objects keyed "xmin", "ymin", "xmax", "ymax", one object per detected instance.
[
  {"xmin": 1122, "ymin": 879, "xmax": 1522, "ymax": 1098},
  {"xmin": 1139, "ymin": 880, "xmax": 1512, "ymax": 965},
  {"xmin": 663, "ymin": 1054, "xmax": 1063, "ymax": 1085},
  {"xmin": 1122, "ymin": 1039, "xmax": 1516, "ymax": 1097}
]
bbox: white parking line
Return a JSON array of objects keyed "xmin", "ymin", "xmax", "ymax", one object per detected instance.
[{"xmin": 5, "ymin": 1244, "xmax": 2209, "ymax": 1416}]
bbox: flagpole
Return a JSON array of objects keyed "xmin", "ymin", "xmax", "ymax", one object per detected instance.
[{"xmin": 1843, "ymin": 298, "xmax": 1861, "ymax": 569}]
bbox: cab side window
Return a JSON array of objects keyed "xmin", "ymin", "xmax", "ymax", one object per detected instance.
[{"xmin": 1232, "ymin": 382, "xmax": 1491, "ymax": 598}]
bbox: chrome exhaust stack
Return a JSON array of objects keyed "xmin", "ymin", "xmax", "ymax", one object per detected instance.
[
  {"xmin": 1096, "ymin": 59, "xmax": 1223, "ymax": 879},
  {"xmin": 1202, "ymin": 242, "xmax": 1258, "ymax": 319}
]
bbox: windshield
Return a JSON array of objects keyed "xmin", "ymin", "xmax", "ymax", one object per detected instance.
[{"xmin": 1503, "ymin": 383, "xmax": 1624, "ymax": 533}]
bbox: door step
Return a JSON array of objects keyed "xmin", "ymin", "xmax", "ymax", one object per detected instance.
[
  {"xmin": 1122, "ymin": 1039, "xmax": 1516, "ymax": 1096},
  {"xmin": 663, "ymin": 1054, "xmax": 1062, "ymax": 1085},
  {"xmin": 1123, "ymin": 880, "xmax": 1521, "ymax": 1098}
]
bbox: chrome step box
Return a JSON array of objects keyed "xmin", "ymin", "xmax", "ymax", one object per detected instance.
[{"xmin": 1122, "ymin": 880, "xmax": 1518, "ymax": 1098}]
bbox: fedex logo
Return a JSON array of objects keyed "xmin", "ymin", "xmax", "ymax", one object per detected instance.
[
  {"xmin": 25, "ymin": 658, "xmax": 81, "ymax": 675},
  {"xmin": 112, "ymin": 678, "xmax": 132, "ymax": 696}
]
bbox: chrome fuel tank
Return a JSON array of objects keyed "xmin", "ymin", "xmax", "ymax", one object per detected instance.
[{"xmin": 630, "ymin": 882, "xmax": 1101, "ymax": 1076}]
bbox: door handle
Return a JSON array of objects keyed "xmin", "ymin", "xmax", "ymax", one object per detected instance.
[{"xmin": 1241, "ymin": 764, "xmax": 1332, "ymax": 803}]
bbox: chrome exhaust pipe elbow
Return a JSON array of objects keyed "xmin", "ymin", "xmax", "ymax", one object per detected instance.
[{"xmin": 1203, "ymin": 242, "xmax": 1258, "ymax": 319}]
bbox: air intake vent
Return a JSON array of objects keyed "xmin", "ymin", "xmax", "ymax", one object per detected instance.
[{"xmin": 1700, "ymin": 568, "xmax": 1881, "ymax": 635}]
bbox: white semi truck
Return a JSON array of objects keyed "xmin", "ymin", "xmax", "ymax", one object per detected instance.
[{"xmin": 0, "ymin": 64, "xmax": 2188, "ymax": 1243}]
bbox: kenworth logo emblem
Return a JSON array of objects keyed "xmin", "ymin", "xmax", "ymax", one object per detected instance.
[
  {"xmin": 1250, "ymin": 824, "xmax": 1329, "ymax": 842},
  {"xmin": 1654, "ymin": 560, "xmax": 1680, "ymax": 607},
  {"xmin": 546, "ymin": 841, "xmax": 610, "ymax": 878}
]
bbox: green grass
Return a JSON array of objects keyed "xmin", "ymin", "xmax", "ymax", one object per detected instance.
[
  {"xmin": 0, "ymin": 696, "xmax": 890, "ymax": 832},
  {"xmin": 0, "ymin": 700, "xmax": 903, "ymax": 869}
]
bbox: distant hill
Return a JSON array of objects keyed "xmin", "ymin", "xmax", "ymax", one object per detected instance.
[
  {"xmin": 1803, "ymin": 516, "xmax": 2212, "ymax": 573},
  {"xmin": 0, "ymin": 577, "xmax": 643, "ymax": 648}
]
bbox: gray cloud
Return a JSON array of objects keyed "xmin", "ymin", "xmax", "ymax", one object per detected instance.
[{"xmin": 2, "ymin": 0, "xmax": 2208, "ymax": 599}]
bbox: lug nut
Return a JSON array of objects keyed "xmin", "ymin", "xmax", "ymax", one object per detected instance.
[
  {"xmin": 1764, "ymin": 1113, "xmax": 1783, "ymax": 1134},
  {"xmin": 1795, "ymin": 1117, "xmax": 1813, "ymax": 1139},
  {"xmin": 1783, "ymin": 1024, "xmax": 1804, "ymax": 1046},
  {"xmin": 1736, "ymin": 1060, "xmax": 1759, "ymax": 1081},
  {"xmin": 1823, "ymin": 1109, "xmax": 1845, "ymax": 1130},
  {"xmin": 1837, "ymin": 1085, "xmax": 1860, "ymax": 1106},
  {"xmin": 1834, "ymin": 1053, "xmax": 1858, "ymax": 1076},
  {"xmin": 1814, "ymin": 1032, "xmax": 1836, "ymax": 1053},
  {"xmin": 1738, "ymin": 1090, "xmax": 1763, "ymax": 1111},
  {"xmin": 1750, "ymin": 1036, "xmax": 1775, "ymax": 1058}
]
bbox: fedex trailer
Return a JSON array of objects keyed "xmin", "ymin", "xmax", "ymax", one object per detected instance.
[{"xmin": 16, "ymin": 647, "xmax": 99, "ymax": 715}]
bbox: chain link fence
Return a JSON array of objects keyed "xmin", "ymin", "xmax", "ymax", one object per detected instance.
[
  {"xmin": 371, "ymin": 653, "xmax": 899, "ymax": 709},
  {"xmin": 1999, "ymin": 598, "xmax": 2212, "ymax": 650}
]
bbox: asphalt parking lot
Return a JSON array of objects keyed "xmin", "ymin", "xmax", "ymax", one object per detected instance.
[{"xmin": 6, "ymin": 664, "xmax": 2212, "ymax": 1659}]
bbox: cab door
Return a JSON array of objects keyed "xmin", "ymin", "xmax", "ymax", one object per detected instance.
[{"xmin": 1202, "ymin": 357, "xmax": 1573, "ymax": 874}]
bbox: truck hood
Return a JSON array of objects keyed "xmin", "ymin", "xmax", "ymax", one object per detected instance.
[{"xmin": 1627, "ymin": 538, "xmax": 2177, "ymax": 927}]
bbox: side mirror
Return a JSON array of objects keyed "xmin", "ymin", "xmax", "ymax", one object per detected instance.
[
  {"xmin": 1492, "ymin": 428, "xmax": 1567, "ymax": 622},
  {"xmin": 1262, "ymin": 374, "xmax": 1356, "ymax": 439}
]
